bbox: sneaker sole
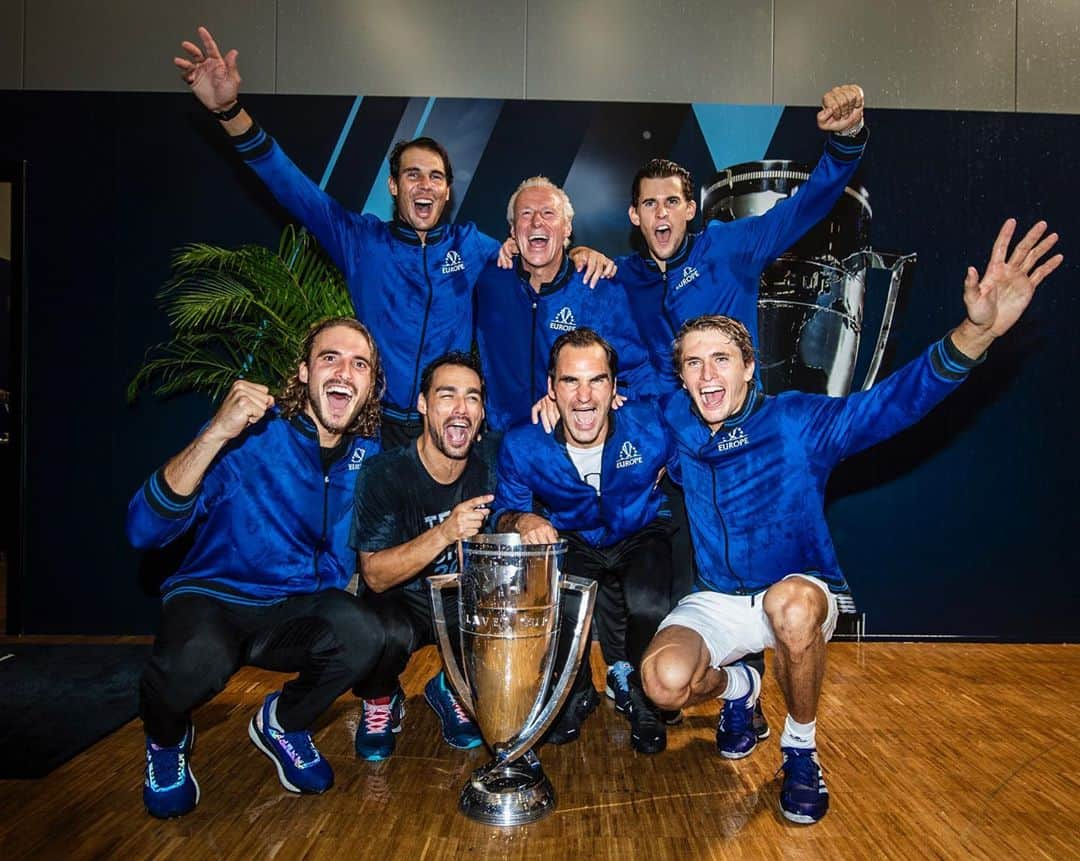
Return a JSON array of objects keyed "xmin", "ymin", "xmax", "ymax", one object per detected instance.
[
  {"xmin": 248, "ymin": 717, "xmax": 304, "ymax": 794},
  {"xmin": 756, "ymin": 724, "xmax": 771, "ymax": 740},
  {"xmin": 718, "ymin": 739, "xmax": 758, "ymax": 760},
  {"xmin": 780, "ymin": 804, "xmax": 824, "ymax": 825},
  {"xmin": 423, "ymin": 690, "xmax": 483, "ymax": 750}
]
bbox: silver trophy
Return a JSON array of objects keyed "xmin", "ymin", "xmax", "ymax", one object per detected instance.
[
  {"xmin": 428, "ymin": 534, "xmax": 597, "ymax": 826},
  {"xmin": 701, "ymin": 160, "xmax": 916, "ymax": 396}
]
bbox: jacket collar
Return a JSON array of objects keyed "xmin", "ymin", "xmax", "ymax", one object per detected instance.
[
  {"xmin": 638, "ymin": 230, "xmax": 696, "ymax": 273},
  {"xmin": 389, "ymin": 217, "xmax": 447, "ymax": 246},
  {"xmin": 514, "ymin": 253, "xmax": 574, "ymax": 296}
]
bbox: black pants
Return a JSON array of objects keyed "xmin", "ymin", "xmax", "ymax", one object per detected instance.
[
  {"xmin": 353, "ymin": 584, "xmax": 460, "ymax": 699},
  {"xmin": 140, "ymin": 589, "xmax": 385, "ymax": 746},
  {"xmin": 564, "ymin": 521, "xmax": 676, "ymax": 670}
]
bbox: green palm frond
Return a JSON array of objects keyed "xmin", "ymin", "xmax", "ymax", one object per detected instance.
[{"xmin": 128, "ymin": 225, "xmax": 353, "ymax": 404}]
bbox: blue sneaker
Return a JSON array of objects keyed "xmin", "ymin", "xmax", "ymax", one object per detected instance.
[
  {"xmin": 248, "ymin": 692, "xmax": 334, "ymax": 794},
  {"xmin": 605, "ymin": 661, "xmax": 633, "ymax": 714},
  {"xmin": 716, "ymin": 663, "xmax": 761, "ymax": 759},
  {"xmin": 143, "ymin": 724, "xmax": 199, "ymax": 819},
  {"xmin": 778, "ymin": 747, "xmax": 829, "ymax": 823},
  {"xmin": 354, "ymin": 688, "xmax": 405, "ymax": 761},
  {"xmin": 424, "ymin": 671, "xmax": 483, "ymax": 749}
]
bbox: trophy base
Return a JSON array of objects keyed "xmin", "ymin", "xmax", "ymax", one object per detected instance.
[{"xmin": 459, "ymin": 753, "xmax": 556, "ymax": 827}]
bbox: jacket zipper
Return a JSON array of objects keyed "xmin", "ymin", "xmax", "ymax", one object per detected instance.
[
  {"xmin": 313, "ymin": 470, "xmax": 331, "ymax": 589},
  {"xmin": 407, "ymin": 238, "xmax": 434, "ymax": 413},
  {"xmin": 530, "ymin": 299, "xmax": 538, "ymax": 402}
]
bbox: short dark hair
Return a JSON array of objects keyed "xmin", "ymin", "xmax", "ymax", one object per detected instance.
[
  {"xmin": 631, "ymin": 158, "xmax": 694, "ymax": 206},
  {"xmin": 419, "ymin": 351, "xmax": 485, "ymax": 401},
  {"xmin": 388, "ymin": 136, "xmax": 454, "ymax": 186},
  {"xmin": 547, "ymin": 328, "xmax": 619, "ymax": 381}
]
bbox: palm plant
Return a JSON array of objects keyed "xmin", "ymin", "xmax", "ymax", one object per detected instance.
[{"xmin": 128, "ymin": 225, "xmax": 352, "ymax": 403}]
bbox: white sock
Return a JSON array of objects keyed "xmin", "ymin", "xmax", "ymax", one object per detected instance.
[
  {"xmin": 780, "ymin": 714, "xmax": 816, "ymax": 749},
  {"xmin": 719, "ymin": 664, "xmax": 759, "ymax": 702}
]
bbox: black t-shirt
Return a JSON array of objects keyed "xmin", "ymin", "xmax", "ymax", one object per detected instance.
[{"xmin": 350, "ymin": 439, "xmax": 498, "ymax": 591}]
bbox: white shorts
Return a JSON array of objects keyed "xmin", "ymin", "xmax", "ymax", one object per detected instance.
[{"xmin": 656, "ymin": 575, "xmax": 839, "ymax": 668}]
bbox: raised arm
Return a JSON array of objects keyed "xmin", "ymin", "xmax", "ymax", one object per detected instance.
[
  {"xmin": 810, "ymin": 219, "xmax": 1062, "ymax": 461},
  {"xmin": 174, "ymin": 26, "xmax": 252, "ymax": 136},
  {"xmin": 126, "ymin": 380, "xmax": 273, "ymax": 548},
  {"xmin": 725, "ymin": 84, "xmax": 868, "ymax": 271},
  {"xmin": 950, "ymin": 218, "xmax": 1062, "ymax": 358}
]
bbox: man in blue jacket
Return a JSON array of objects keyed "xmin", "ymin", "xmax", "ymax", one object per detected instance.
[
  {"xmin": 615, "ymin": 84, "xmax": 868, "ymax": 744},
  {"xmin": 476, "ymin": 177, "xmax": 659, "ymax": 432},
  {"xmin": 641, "ymin": 219, "xmax": 1061, "ymax": 824},
  {"xmin": 127, "ymin": 317, "xmax": 387, "ymax": 819},
  {"xmin": 616, "ymin": 84, "xmax": 868, "ymax": 391},
  {"xmin": 175, "ymin": 27, "xmax": 612, "ymax": 448},
  {"xmin": 494, "ymin": 329, "xmax": 676, "ymax": 753}
]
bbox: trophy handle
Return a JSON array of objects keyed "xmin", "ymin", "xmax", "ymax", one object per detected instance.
[
  {"xmin": 427, "ymin": 571, "xmax": 475, "ymax": 715},
  {"xmin": 848, "ymin": 250, "xmax": 917, "ymax": 391},
  {"xmin": 496, "ymin": 574, "xmax": 597, "ymax": 764}
]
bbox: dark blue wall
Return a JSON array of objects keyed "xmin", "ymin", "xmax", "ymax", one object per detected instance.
[{"xmin": 2, "ymin": 92, "xmax": 1076, "ymax": 637}]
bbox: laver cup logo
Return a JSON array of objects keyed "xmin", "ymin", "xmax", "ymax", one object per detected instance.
[
  {"xmin": 616, "ymin": 441, "xmax": 643, "ymax": 468},
  {"xmin": 549, "ymin": 307, "xmax": 576, "ymax": 332},
  {"xmin": 442, "ymin": 249, "xmax": 466, "ymax": 274}
]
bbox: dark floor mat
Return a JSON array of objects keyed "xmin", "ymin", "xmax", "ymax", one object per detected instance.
[{"xmin": 0, "ymin": 644, "xmax": 151, "ymax": 778}]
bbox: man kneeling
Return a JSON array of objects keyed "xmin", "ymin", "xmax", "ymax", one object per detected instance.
[
  {"xmin": 641, "ymin": 220, "xmax": 1061, "ymax": 823},
  {"xmin": 128, "ymin": 318, "xmax": 386, "ymax": 818}
]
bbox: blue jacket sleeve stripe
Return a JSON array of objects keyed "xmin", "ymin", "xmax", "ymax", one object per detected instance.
[{"xmin": 144, "ymin": 468, "xmax": 199, "ymax": 519}]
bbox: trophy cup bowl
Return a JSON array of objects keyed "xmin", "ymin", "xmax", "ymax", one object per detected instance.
[
  {"xmin": 701, "ymin": 160, "xmax": 916, "ymax": 397},
  {"xmin": 428, "ymin": 533, "xmax": 597, "ymax": 827}
]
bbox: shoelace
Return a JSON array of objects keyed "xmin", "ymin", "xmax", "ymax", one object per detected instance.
[
  {"xmin": 146, "ymin": 743, "xmax": 186, "ymax": 790},
  {"xmin": 270, "ymin": 725, "xmax": 320, "ymax": 769},
  {"xmin": 362, "ymin": 700, "xmax": 395, "ymax": 734},
  {"xmin": 449, "ymin": 693, "xmax": 472, "ymax": 726},
  {"xmin": 609, "ymin": 662, "xmax": 633, "ymax": 693},
  {"xmin": 777, "ymin": 749, "xmax": 821, "ymax": 786}
]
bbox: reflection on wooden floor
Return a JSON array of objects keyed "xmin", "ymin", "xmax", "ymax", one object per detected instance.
[{"xmin": 1, "ymin": 642, "xmax": 1077, "ymax": 860}]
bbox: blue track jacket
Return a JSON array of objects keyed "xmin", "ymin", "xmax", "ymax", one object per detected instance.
[
  {"xmin": 614, "ymin": 129, "xmax": 868, "ymax": 391},
  {"xmin": 493, "ymin": 400, "xmax": 673, "ymax": 548},
  {"xmin": 232, "ymin": 124, "xmax": 501, "ymax": 417},
  {"xmin": 127, "ymin": 412, "xmax": 381, "ymax": 604},
  {"xmin": 664, "ymin": 336, "xmax": 979, "ymax": 594},
  {"xmin": 476, "ymin": 256, "xmax": 662, "ymax": 432}
]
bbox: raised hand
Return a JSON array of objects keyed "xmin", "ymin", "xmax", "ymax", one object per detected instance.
[
  {"xmin": 204, "ymin": 380, "xmax": 274, "ymax": 444},
  {"xmin": 817, "ymin": 84, "xmax": 864, "ymax": 134},
  {"xmin": 439, "ymin": 495, "xmax": 494, "ymax": 543},
  {"xmin": 963, "ymin": 219, "xmax": 1062, "ymax": 336},
  {"xmin": 174, "ymin": 26, "xmax": 241, "ymax": 112}
]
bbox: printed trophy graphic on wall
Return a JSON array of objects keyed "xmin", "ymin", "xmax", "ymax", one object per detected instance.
[
  {"xmin": 428, "ymin": 534, "xmax": 596, "ymax": 826},
  {"xmin": 701, "ymin": 161, "xmax": 916, "ymax": 396}
]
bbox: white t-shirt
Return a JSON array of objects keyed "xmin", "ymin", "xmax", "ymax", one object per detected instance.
[{"xmin": 566, "ymin": 442, "xmax": 603, "ymax": 495}]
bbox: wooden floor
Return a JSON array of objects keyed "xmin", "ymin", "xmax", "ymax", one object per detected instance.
[{"xmin": 1, "ymin": 642, "xmax": 1077, "ymax": 860}]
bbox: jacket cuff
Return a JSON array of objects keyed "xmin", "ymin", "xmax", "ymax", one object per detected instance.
[
  {"xmin": 232, "ymin": 120, "xmax": 272, "ymax": 162},
  {"xmin": 143, "ymin": 467, "xmax": 199, "ymax": 520},
  {"xmin": 825, "ymin": 125, "xmax": 869, "ymax": 162},
  {"xmin": 931, "ymin": 335, "xmax": 986, "ymax": 381}
]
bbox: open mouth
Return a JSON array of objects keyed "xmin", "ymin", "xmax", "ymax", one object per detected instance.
[
  {"xmin": 570, "ymin": 405, "xmax": 598, "ymax": 432},
  {"xmin": 324, "ymin": 383, "xmax": 355, "ymax": 415},
  {"xmin": 653, "ymin": 224, "xmax": 672, "ymax": 246},
  {"xmin": 413, "ymin": 196, "xmax": 434, "ymax": 220},
  {"xmin": 699, "ymin": 386, "xmax": 725, "ymax": 410},
  {"xmin": 527, "ymin": 231, "xmax": 551, "ymax": 252},
  {"xmin": 444, "ymin": 419, "xmax": 472, "ymax": 447}
]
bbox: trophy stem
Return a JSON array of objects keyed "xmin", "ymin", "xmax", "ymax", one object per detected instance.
[{"xmin": 460, "ymin": 749, "xmax": 556, "ymax": 827}]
